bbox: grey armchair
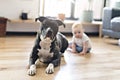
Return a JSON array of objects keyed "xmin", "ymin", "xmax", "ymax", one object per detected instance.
[{"xmin": 102, "ymin": 7, "xmax": 120, "ymax": 38}]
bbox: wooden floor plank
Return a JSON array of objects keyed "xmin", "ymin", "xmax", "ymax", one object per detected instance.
[{"xmin": 0, "ymin": 35, "xmax": 120, "ymax": 80}]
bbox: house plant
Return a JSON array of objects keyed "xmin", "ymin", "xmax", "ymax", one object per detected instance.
[{"xmin": 80, "ymin": 0, "xmax": 93, "ymax": 22}]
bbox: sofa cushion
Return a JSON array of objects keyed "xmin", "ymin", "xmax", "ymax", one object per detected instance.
[{"xmin": 111, "ymin": 17, "xmax": 120, "ymax": 31}]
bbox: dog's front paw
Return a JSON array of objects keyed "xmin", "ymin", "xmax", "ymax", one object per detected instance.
[
  {"xmin": 27, "ymin": 65, "xmax": 36, "ymax": 76},
  {"xmin": 46, "ymin": 63, "xmax": 54, "ymax": 74}
]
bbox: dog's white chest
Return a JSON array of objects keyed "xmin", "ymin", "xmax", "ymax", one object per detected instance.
[{"xmin": 37, "ymin": 38, "xmax": 53, "ymax": 62}]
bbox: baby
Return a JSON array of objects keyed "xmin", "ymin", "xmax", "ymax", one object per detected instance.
[{"xmin": 68, "ymin": 23, "xmax": 92, "ymax": 55}]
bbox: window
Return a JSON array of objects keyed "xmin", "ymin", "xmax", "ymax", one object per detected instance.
[{"xmin": 39, "ymin": 0, "xmax": 105, "ymax": 20}]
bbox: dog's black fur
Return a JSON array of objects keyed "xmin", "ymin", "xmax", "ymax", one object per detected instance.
[{"xmin": 28, "ymin": 17, "xmax": 68, "ymax": 76}]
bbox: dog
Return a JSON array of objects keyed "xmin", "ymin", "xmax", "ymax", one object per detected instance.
[{"xmin": 28, "ymin": 17, "xmax": 68, "ymax": 76}]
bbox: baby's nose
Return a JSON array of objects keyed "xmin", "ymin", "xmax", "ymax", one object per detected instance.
[{"xmin": 76, "ymin": 32, "xmax": 80, "ymax": 35}]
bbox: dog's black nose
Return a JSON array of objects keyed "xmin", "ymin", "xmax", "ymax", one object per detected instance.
[
  {"xmin": 46, "ymin": 30, "xmax": 52, "ymax": 37},
  {"xmin": 47, "ymin": 30, "xmax": 52, "ymax": 35},
  {"xmin": 45, "ymin": 28, "xmax": 53, "ymax": 38}
]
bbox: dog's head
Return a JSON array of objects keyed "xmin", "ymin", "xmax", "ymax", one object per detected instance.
[{"xmin": 35, "ymin": 16, "xmax": 65, "ymax": 41}]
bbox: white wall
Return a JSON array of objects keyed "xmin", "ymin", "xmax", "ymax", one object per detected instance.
[
  {"xmin": 0, "ymin": 0, "xmax": 39, "ymax": 19},
  {"xmin": 93, "ymin": 0, "xmax": 104, "ymax": 19},
  {"xmin": 0, "ymin": 0, "xmax": 98, "ymax": 33}
]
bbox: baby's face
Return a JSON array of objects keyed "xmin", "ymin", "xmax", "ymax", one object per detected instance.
[{"xmin": 72, "ymin": 27, "xmax": 83, "ymax": 38}]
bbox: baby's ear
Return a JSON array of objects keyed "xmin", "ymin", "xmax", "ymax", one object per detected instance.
[{"xmin": 82, "ymin": 28, "xmax": 85, "ymax": 33}]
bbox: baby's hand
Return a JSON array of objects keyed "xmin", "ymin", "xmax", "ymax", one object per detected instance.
[
  {"xmin": 79, "ymin": 52, "xmax": 86, "ymax": 56},
  {"xmin": 71, "ymin": 50, "xmax": 77, "ymax": 54},
  {"xmin": 67, "ymin": 48, "xmax": 77, "ymax": 53}
]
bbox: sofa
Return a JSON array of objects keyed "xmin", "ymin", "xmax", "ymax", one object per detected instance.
[{"xmin": 102, "ymin": 7, "xmax": 120, "ymax": 38}]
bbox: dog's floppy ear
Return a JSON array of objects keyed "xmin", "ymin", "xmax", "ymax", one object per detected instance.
[
  {"xmin": 55, "ymin": 20, "xmax": 66, "ymax": 28},
  {"xmin": 35, "ymin": 16, "xmax": 48, "ymax": 22}
]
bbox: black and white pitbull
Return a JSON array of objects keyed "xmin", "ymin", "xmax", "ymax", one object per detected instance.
[{"xmin": 28, "ymin": 17, "xmax": 68, "ymax": 76}]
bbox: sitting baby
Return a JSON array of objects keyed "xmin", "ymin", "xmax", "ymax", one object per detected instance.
[{"xmin": 37, "ymin": 38, "xmax": 53, "ymax": 62}]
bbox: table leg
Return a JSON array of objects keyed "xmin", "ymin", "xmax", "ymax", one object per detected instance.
[{"xmin": 99, "ymin": 24, "xmax": 102, "ymax": 38}]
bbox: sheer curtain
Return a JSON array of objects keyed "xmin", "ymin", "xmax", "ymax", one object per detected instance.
[{"xmin": 39, "ymin": 0, "xmax": 104, "ymax": 20}]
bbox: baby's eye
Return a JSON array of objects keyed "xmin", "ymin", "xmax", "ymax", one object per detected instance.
[{"xmin": 78, "ymin": 31, "xmax": 81, "ymax": 33}]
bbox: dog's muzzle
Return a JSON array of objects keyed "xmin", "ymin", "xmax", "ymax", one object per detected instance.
[
  {"xmin": 41, "ymin": 28, "xmax": 54, "ymax": 40},
  {"xmin": 45, "ymin": 28, "xmax": 53, "ymax": 38}
]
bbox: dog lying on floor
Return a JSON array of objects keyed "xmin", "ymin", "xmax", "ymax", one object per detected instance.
[{"xmin": 28, "ymin": 17, "xmax": 68, "ymax": 76}]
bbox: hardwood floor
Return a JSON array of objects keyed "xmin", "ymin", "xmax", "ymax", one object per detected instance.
[{"xmin": 0, "ymin": 35, "xmax": 120, "ymax": 80}]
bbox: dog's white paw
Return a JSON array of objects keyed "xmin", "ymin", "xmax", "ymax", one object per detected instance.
[
  {"xmin": 46, "ymin": 63, "xmax": 54, "ymax": 74},
  {"xmin": 27, "ymin": 65, "xmax": 36, "ymax": 76}
]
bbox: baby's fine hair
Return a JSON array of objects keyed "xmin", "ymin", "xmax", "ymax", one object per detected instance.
[{"xmin": 72, "ymin": 22, "xmax": 83, "ymax": 30}]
